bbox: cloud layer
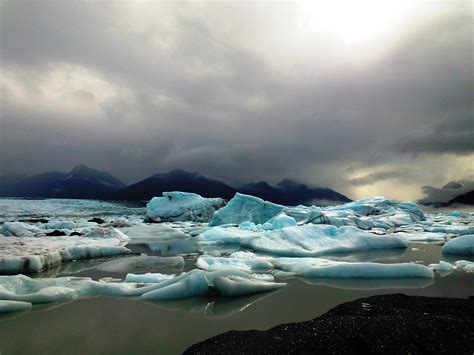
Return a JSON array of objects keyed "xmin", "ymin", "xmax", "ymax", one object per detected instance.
[{"xmin": 1, "ymin": 1, "xmax": 472, "ymax": 200}]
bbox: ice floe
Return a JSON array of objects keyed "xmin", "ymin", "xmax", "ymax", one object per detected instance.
[
  {"xmin": 97, "ymin": 255, "xmax": 185, "ymax": 273},
  {"xmin": 441, "ymin": 235, "xmax": 474, "ymax": 255},
  {"xmin": 0, "ymin": 232, "xmax": 130, "ymax": 274},
  {"xmin": 239, "ymin": 225, "xmax": 409, "ymax": 257},
  {"xmin": 271, "ymin": 258, "xmax": 433, "ymax": 278},
  {"xmin": 145, "ymin": 192, "xmax": 226, "ymax": 222}
]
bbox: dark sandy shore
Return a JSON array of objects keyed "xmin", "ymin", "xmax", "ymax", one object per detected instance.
[{"xmin": 185, "ymin": 294, "xmax": 474, "ymax": 354}]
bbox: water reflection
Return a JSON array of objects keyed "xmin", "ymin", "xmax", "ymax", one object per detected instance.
[
  {"xmin": 299, "ymin": 276, "xmax": 434, "ymax": 290},
  {"xmin": 146, "ymin": 290, "xmax": 282, "ymax": 319}
]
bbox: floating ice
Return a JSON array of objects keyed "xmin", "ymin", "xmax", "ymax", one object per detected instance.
[
  {"xmin": 213, "ymin": 276, "xmax": 286, "ymax": 297},
  {"xmin": 424, "ymin": 225, "xmax": 474, "ymax": 235},
  {"xmin": 240, "ymin": 225, "xmax": 409, "ymax": 257},
  {"xmin": 454, "ymin": 260, "xmax": 474, "ymax": 272},
  {"xmin": 266, "ymin": 213, "xmax": 298, "ymax": 230},
  {"xmin": 210, "ymin": 193, "xmax": 284, "ymax": 226},
  {"xmin": 272, "ymin": 258, "xmax": 434, "ymax": 278},
  {"xmin": 1, "ymin": 222, "xmax": 43, "ymax": 238},
  {"xmin": 0, "ymin": 233, "xmax": 130, "ymax": 274},
  {"xmin": 0, "ymin": 300, "xmax": 32, "ymax": 314},
  {"xmin": 141, "ymin": 270, "xmax": 209, "ymax": 300},
  {"xmin": 120, "ymin": 224, "xmax": 189, "ymax": 241},
  {"xmin": 442, "ymin": 235, "xmax": 474, "ymax": 255},
  {"xmin": 428, "ymin": 261, "xmax": 456, "ymax": 276},
  {"xmin": 196, "ymin": 226, "xmax": 257, "ymax": 245},
  {"xmin": 392, "ymin": 231, "xmax": 448, "ymax": 242},
  {"xmin": 196, "ymin": 253, "xmax": 273, "ymax": 273},
  {"xmin": 145, "ymin": 192, "xmax": 226, "ymax": 222},
  {"xmin": 125, "ymin": 272, "xmax": 177, "ymax": 283},
  {"xmin": 97, "ymin": 255, "xmax": 185, "ymax": 273}
]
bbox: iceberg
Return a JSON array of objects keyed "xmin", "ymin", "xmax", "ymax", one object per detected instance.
[
  {"xmin": 196, "ymin": 253, "xmax": 273, "ymax": 273},
  {"xmin": 210, "ymin": 193, "xmax": 284, "ymax": 226},
  {"xmin": 271, "ymin": 258, "xmax": 434, "ymax": 278},
  {"xmin": 0, "ymin": 233, "xmax": 130, "ymax": 274},
  {"xmin": 196, "ymin": 226, "xmax": 257, "ymax": 245},
  {"xmin": 213, "ymin": 276, "xmax": 286, "ymax": 297},
  {"xmin": 145, "ymin": 192, "xmax": 226, "ymax": 222},
  {"xmin": 1, "ymin": 222, "xmax": 44, "ymax": 238},
  {"xmin": 428, "ymin": 261, "xmax": 456, "ymax": 276},
  {"xmin": 97, "ymin": 255, "xmax": 185, "ymax": 273},
  {"xmin": 441, "ymin": 235, "xmax": 474, "ymax": 255},
  {"xmin": 240, "ymin": 225, "xmax": 409, "ymax": 257},
  {"xmin": 120, "ymin": 224, "xmax": 189, "ymax": 242}
]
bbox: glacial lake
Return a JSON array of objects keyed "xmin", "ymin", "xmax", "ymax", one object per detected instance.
[{"xmin": 0, "ymin": 198, "xmax": 473, "ymax": 354}]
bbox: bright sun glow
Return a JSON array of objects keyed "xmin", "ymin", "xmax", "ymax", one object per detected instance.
[{"xmin": 299, "ymin": 0, "xmax": 415, "ymax": 44}]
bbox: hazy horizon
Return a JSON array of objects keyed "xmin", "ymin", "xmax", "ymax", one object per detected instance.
[{"xmin": 1, "ymin": 0, "xmax": 473, "ymax": 201}]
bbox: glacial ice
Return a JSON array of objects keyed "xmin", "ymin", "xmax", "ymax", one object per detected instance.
[
  {"xmin": 120, "ymin": 224, "xmax": 189, "ymax": 241},
  {"xmin": 271, "ymin": 258, "xmax": 434, "ymax": 278},
  {"xmin": 145, "ymin": 192, "xmax": 226, "ymax": 222},
  {"xmin": 428, "ymin": 261, "xmax": 456, "ymax": 276},
  {"xmin": 213, "ymin": 276, "xmax": 286, "ymax": 297},
  {"xmin": 239, "ymin": 225, "xmax": 409, "ymax": 257},
  {"xmin": 0, "ymin": 234, "xmax": 130, "ymax": 274},
  {"xmin": 196, "ymin": 253, "xmax": 273, "ymax": 273},
  {"xmin": 97, "ymin": 255, "xmax": 185, "ymax": 273},
  {"xmin": 442, "ymin": 235, "xmax": 474, "ymax": 255},
  {"xmin": 454, "ymin": 260, "xmax": 474, "ymax": 272},
  {"xmin": 0, "ymin": 300, "xmax": 32, "ymax": 314},
  {"xmin": 210, "ymin": 193, "xmax": 284, "ymax": 226},
  {"xmin": 125, "ymin": 273, "xmax": 177, "ymax": 283},
  {"xmin": 196, "ymin": 226, "xmax": 257, "ymax": 245},
  {"xmin": 1, "ymin": 222, "xmax": 44, "ymax": 238}
]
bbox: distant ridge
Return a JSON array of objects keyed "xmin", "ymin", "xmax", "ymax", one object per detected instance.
[
  {"xmin": 0, "ymin": 165, "xmax": 125, "ymax": 199},
  {"xmin": 109, "ymin": 169, "xmax": 237, "ymax": 201},
  {"xmin": 444, "ymin": 190, "xmax": 474, "ymax": 206},
  {"xmin": 0, "ymin": 166, "xmax": 352, "ymax": 205},
  {"xmin": 240, "ymin": 179, "xmax": 351, "ymax": 205}
]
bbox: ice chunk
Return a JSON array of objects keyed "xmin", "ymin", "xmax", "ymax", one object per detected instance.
[
  {"xmin": 213, "ymin": 276, "xmax": 286, "ymax": 297},
  {"xmin": 424, "ymin": 225, "xmax": 474, "ymax": 235},
  {"xmin": 442, "ymin": 235, "xmax": 474, "ymax": 255},
  {"xmin": 145, "ymin": 192, "xmax": 226, "ymax": 222},
  {"xmin": 428, "ymin": 261, "xmax": 455, "ymax": 276},
  {"xmin": 392, "ymin": 231, "xmax": 448, "ymax": 242},
  {"xmin": 267, "ymin": 213, "xmax": 298, "ymax": 230},
  {"xmin": 141, "ymin": 270, "xmax": 210, "ymax": 300},
  {"xmin": 83, "ymin": 227, "xmax": 130, "ymax": 242},
  {"xmin": 272, "ymin": 258, "xmax": 434, "ymax": 278},
  {"xmin": 120, "ymin": 224, "xmax": 189, "ymax": 242},
  {"xmin": 97, "ymin": 255, "xmax": 185, "ymax": 273},
  {"xmin": 210, "ymin": 193, "xmax": 284, "ymax": 226},
  {"xmin": 125, "ymin": 272, "xmax": 176, "ymax": 283},
  {"xmin": 0, "ymin": 235, "xmax": 130, "ymax": 274},
  {"xmin": 0, "ymin": 222, "xmax": 43, "ymax": 238},
  {"xmin": 240, "ymin": 225, "xmax": 408, "ymax": 257},
  {"xmin": 0, "ymin": 300, "xmax": 32, "ymax": 314},
  {"xmin": 454, "ymin": 260, "xmax": 474, "ymax": 272},
  {"xmin": 196, "ymin": 227, "xmax": 257, "ymax": 245},
  {"xmin": 196, "ymin": 254, "xmax": 273, "ymax": 273}
]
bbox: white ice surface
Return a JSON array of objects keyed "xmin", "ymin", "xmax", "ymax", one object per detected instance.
[
  {"xmin": 240, "ymin": 225, "xmax": 409, "ymax": 257},
  {"xmin": 272, "ymin": 258, "xmax": 434, "ymax": 278},
  {"xmin": 0, "ymin": 231, "xmax": 130, "ymax": 274},
  {"xmin": 125, "ymin": 273, "xmax": 177, "ymax": 283}
]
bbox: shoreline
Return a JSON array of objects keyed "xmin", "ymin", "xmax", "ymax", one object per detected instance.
[{"xmin": 185, "ymin": 293, "xmax": 474, "ymax": 354}]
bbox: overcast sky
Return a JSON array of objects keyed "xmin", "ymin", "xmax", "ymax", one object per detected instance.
[{"xmin": 1, "ymin": 0, "xmax": 472, "ymax": 200}]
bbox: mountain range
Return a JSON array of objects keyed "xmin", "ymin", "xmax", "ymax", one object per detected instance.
[{"xmin": 0, "ymin": 165, "xmax": 351, "ymax": 205}]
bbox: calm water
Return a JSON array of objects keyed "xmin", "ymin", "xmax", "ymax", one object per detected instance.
[
  {"xmin": 1, "ymin": 242, "xmax": 473, "ymax": 354},
  {"xmin": 1, "ymin": 199, "xmax": 473, "ymax": 354}
]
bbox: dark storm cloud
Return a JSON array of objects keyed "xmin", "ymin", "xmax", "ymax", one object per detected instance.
[{"xmin": 0, "ymin": 1, "xmax": 472, "ymax": 199}]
